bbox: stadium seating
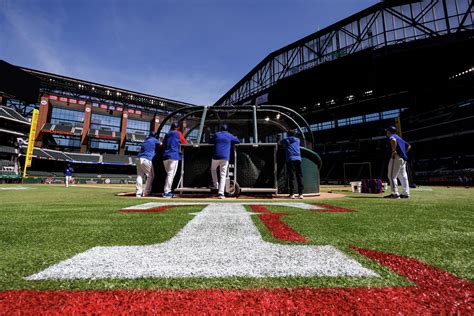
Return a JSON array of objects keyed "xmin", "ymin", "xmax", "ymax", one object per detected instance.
[
  {"xmin": 0, "ymin": 145, "xmax": 17, "ymax": 154},
  {"xmin": 126, "ymin": 132, "xmax": 146, "ymax": 143},
  {"xmin": 102, "ymin": 154, "xmax": 132, "ymax": 164},
  {"xmin": 0, "ymin": 106, "xmax": 30, "ymax": 124},
  {"xmin": 32, "ymin": 148, "xmax": 53, "ymax": 159},
  {"xmin": 42, "ymin": 149, "xmax": 72, "ymax": 161},
  {"xmin": 100, "ymin": 173, "xmax": 134, "ymax": 179},
  {"xmin": 66, "ymin": 152, "xmax": 101, "ymax": 163},
  {"xmin": 27, "ymin": 170, "xmax": 58, "ymax": 177}
]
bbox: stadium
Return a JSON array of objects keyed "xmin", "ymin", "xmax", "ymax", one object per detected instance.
[{"xmin": 0, "ymin": 0, "xmax": 473, "ymax": 314}]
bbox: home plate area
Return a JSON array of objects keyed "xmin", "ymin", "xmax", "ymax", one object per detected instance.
[
  {"xmin": 15, "ymin": 202, "xmax": 472, "ymax": 314},
  {"xmin": 27, "ymin": 202, "xmax": 377, "ymax": 280}
]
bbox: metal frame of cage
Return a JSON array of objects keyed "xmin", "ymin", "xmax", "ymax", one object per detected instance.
[{"xmin": 156, "ymin": 105, "xmax": 321, "ymax": 196}]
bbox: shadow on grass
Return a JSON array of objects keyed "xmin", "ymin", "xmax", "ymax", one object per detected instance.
[{"xmin": 347, "ymin": 196, "xmax": 384, "ymax": 199}]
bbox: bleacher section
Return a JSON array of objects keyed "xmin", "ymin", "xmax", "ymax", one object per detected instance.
[
  {"xmin": 0, "ymin": 106, "xmax": 30, "ymax": 124},
  {"xmin": 88, "ymin": 129, "xmax": 120, "ymax": 140},
  {"xmin": 126, "ymin": 132, "xmax": 146, "ymax": 143},
  {"xmin": 102, "ymin": 154, "xmax": 131, "ymax": 164},
  {"xmin": 0, "ymin": 145, "xmax": 17, "ymax": 155},
  {"xmin": 66, "ymin": 152, "xmax": 101, "ymax": 163},
  {"xmin": 32, "ymin": 148, "xmax": 53, "ymax": 159},
  {"xmin": 42, "ymin": 123, "xmax": 82, "ymax": 136},
  {"xmin": 42, "ymin": 149, "xmax": 72, "ymax": 161}
]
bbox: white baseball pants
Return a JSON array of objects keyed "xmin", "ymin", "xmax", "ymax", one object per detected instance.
[
  {"xmin": 136, "ymin": 158, "xmax": 154, "ymax": 196},
  {"xmin": 388, "ymin": 154, "xmax": 409, "ymax": 196},
  {"xmin": 163, "ymin": 159, "xmax": 179, "ymax": 194},
  {"xmin": 211, "ymin": 159, "xmax": 229, "ymax": 195}
]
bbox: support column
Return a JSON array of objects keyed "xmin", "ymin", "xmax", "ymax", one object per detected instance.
[
  {"xmin": 80, "ymin": 104, "xmax": 92, "ymax": 153},
  {"xmin": 119, "ymin": 112, "xmax": 128, "ymax": 155},
  {"xmin": 151, "ymin": 115, "xmax": 161, "ymax": 133},
  {"xmin": 35, "ymin": 97, "xmax": 50, "ymax": 147},
  {"xmin": 180, "ymin": 119, "xmax": 187, "ymax": 136}
]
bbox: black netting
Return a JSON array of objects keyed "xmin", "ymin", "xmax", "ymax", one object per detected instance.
[
  {"xmin": 182, "ymin": 145, "xmax": 213, "ymax": 188},
  {"xmin": 236, "ymin": 145, "xmax": 276, "ymax": 188}
]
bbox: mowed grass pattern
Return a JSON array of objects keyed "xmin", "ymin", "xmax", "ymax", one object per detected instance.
[{"xmin": 0, "ymin": 184, "xmax": 472, "ymax": 290}]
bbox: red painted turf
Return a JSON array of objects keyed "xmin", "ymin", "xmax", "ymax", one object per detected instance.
[
  {"xmin": 1, "ymin": 247, "xmax": 472, "ymax": 314},
  {"xmin": 5, "ymin": 204, "xmax": 470, "ymax": 313},
  {"xmin": 250, "ymin": 205, "xmax": 307, "ymax": 242},
  {"xmin": 312, "ymin": 203, "xmax": 355, "ymax": 212}
]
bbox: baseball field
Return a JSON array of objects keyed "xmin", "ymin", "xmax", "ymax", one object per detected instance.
[{"xmin": 0, "ymin": 184, "xmax": 472, "ymax": 313}]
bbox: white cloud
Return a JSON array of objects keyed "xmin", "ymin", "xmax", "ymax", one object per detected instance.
[
  {"xmin": 0, "ymin": 0, "xmax": 230, "ymax": 105},
  {"xmin": 0, "ymin": 1, "xmax": 67, "ymax": 74}
]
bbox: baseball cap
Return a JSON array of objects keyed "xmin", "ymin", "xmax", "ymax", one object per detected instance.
[
  {"xmin": 149, "ymin": 131, "xmax": 157, "ymax": 138},
  {"xmin": 171, "ymin": 122, "xmax": 179, "ymax": 129},
  {"xmin": 386, "ymin": 126, "xmax": 397, "ymax": 133},
  {"xmin": 220, "ymin": 124, "xmax": 228, "ymax": 131}
]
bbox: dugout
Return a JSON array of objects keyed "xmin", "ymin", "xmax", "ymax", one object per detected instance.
[{"xmin": 151, "ymin": 105, "xmax": 322, "ymax": 196}]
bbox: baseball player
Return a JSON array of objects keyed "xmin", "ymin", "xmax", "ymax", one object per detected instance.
[
  {"xmin": 162, "ymin": 122, "xmax": 187, "ymax": 198},
  {"xmin": 136, "ymin": 131, "xmax": 161, "ymax": 197},
  {"xmin": 64, "ymin": 164, "xmax": 74, "ymax": 188},
  {"xmin": 385, "ymin": 126, "xmax": 411, "ymax": 199},
  {"xmin": 209, "ymin": 124, "xmax": 240, "ymax": 199}
]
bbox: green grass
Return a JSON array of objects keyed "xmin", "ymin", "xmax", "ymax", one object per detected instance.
[{"xmin": 0, "ymin": 184, "xmax": 472, "ymax": 291}]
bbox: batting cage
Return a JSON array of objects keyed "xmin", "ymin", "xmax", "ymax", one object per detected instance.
[{"xmin": 152, "ymin": 105, "xmax": 322, "ymax": 196}]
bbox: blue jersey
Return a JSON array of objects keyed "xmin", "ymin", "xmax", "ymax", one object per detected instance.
[
  {"xmin": 387, "ymin": 134, "xmax": 410, "ymax": 161},
  {"xmin": 65, "ymin": 167, "xmax": 74, "ymax": 176},
  {"xmin": 163, "ymin": 130, "xmax": 186, "ymax": 160},
  {"xmin": 138, "ymin": 136, "xmax": 161, "ymax": 161},
  {"xmin": 211, "ymin": 131, "xmax": 240, "ymax": 161},
  {"xmin": 282, "ymin": 136, "xmax": 301, "ymax": 162}
]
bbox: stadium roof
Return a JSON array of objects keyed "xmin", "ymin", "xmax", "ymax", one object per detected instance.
[
  {"xmin": 19, "ymin": 66, "xmax": 196, "ymax": 114},
  {"xmin": 215, "ymin": 0, "xmax": 474, "ymax": 106}
]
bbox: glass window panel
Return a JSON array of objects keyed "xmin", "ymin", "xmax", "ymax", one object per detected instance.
[
  {"xmin": 456, "ymin": 0, "xmax": 468, "ymax": 13},
  {"xmin": 365, "ymin": 113, "xmax": 380, "ymax": 122},
  {"xmin": 127, "ymin": 119, "xmax": 150, "ymax": 133},
  {"xmin": 349, "ymin": 116, "xmax": 363, "ymax": 125},
  {"xmin": 50, "ymin": 107, "xmax": 84, "ymax": 127},
  {"xmin": 89, "ymin": 139, "xmax": 119, "ymax": 150},
  {"xmin": 51, "ymin": 135, "xmax": 81, "ymax": 148},
  {"xmin": 90, "ymin": 113, "xmax": 121, "ymax": 132}
]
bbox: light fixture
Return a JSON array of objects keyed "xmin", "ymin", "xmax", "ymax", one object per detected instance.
[{"xmin": 264, "ymin": 117, "xmax": 270, "ymax": 122}]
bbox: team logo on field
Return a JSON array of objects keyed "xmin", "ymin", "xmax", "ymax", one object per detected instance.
[{"xmin": 27, "ymin": 202, "xmax": 377, "ymax": 280}]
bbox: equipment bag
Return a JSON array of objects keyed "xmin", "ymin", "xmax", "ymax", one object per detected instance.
[{"xmin": 361, "ymin": 179, "xmax": 383, "ymax": 193}]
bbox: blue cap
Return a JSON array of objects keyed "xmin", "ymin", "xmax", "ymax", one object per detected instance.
[
  {"xmin": 220, "ymin": 124, "xmax": 228, "ymax": 131},
  {"xmin": 149, "ymin": 131, "xmax": 157, "ymax": 138},
  {"xmin": 171, "ymin": 122, "xmax": 179, "ymax": 129},
  {"xmin": 386, "ymin": 126, "xmax": 397, "ymax": 133}
]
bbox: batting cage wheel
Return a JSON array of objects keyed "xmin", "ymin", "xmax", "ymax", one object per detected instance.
[{"xmin": 227, "ymin": 180, "xmax": 240, "ymax": 197}]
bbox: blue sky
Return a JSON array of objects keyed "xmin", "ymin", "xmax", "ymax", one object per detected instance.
[{"xmin": 0, "ymin": 0, "xmax": 377, "ymax": 104}]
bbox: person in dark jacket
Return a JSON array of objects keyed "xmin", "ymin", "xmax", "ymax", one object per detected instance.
[
  {"xmin": 162, "ymin": 122, "xmax": 187, "ymax": 198},
  {"xmin": 210, "ymin": 124, "xmax": 240, "ymax": 199},
  {"xmin": 281, "ymin": 130, "xmax": 304, "ymax": 199},
  {"xmin": 136, "ymin": 131, "xmax": 160, "ymax": 197}
]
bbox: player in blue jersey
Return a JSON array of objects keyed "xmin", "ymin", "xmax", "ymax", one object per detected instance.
[
  {"xmin": 385, "ymin": 126, "xmax": 411, "ymax": 199},
  {"xmin": 281, "ymin": 130, "xmax": 304, "ymax": 199},
  {"xmin": 162, "ymin": 122, "xmax": 187, "ymax": 198},
  {"xmin": 64, "ymin": 164, "xmax": 74, "ymax": 188},
  {"xmin": 210, "ymin": 124, "xmax": 240, "ymax": 199},
  {"xmin": 136, "ymin": 131, "xmax": 161, "ymax": 197}
]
